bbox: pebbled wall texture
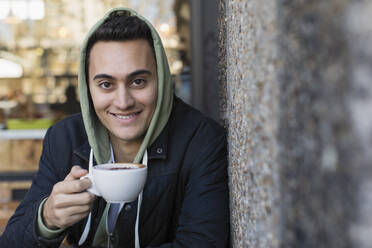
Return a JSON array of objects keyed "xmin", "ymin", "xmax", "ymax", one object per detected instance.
[
  {"xmin": 219, "ymin": 0, "xmax": 280, "ymax": 247},
  {"xmin": 219, "ymin": 0, "xmax": 372, "ymax": 247}
]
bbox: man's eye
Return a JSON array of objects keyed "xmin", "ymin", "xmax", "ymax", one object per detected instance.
[
  {"xmin": 131, "ymin": 79, "xmax": 146, "ymax": 88},
  {"xmin": 99, "ymin": 81, "xmax": 112, "ymax": 89}
]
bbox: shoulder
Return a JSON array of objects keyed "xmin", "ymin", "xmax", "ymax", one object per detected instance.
[
  {"xmin": 165, "ymin": 98, "xmax": 227, "ymax": 184},
  {"xmin": 37, "ymin": 113, "xmax": 89, "ymax": 181},
  {"xmin": 170, "ymin": 97, "xmax": 226, "ymax": 142},
  {"xmin": 51, "ymin": 113, "xmax": 85, "ymax": 131},
  {"xmin": 44, "ymin": 113, "xmax": 87, "ymax": 148},
  {"xmin": 166, "ymin": 97, "xmax": 226, "ymax": 161}
]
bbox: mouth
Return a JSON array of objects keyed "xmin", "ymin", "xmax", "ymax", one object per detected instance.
[{"xmin": 110, "ymin": 111, "xmax": 141, "ymax": 120}]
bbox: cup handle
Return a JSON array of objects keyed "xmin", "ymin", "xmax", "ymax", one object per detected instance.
[{"xmin": 81, "ymin": 173, "xmax": 101, "ymax": 196}]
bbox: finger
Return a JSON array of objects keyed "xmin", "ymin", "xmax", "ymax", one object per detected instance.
[
  {"xmin": 55, "ymin": 204, "xmax": 93, "ymax": 217},
  {"xmin": 64, "ymin": 165, "xmax": 88, "ymax": 181},
  {"xmin": 53, "ymin": 178, "xmax": 92, "ymax": 194},
  {"xmin": 52, "ymin": 192, "xmax": 96, "ymax": 208},
  {"xmin": 54, "ymin": 209, "xmax": 92, "ymax": 229},
  {"xmin": 43, "ymin": 192, "xmax": 94, "ymax": 229}
]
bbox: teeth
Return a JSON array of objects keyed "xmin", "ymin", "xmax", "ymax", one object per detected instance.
[{"xmin": 115, "ymin": 114, "xmax": 136, "ymax": 119}]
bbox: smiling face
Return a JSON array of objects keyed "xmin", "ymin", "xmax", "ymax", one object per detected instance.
[{"xmin": 88, "ymin": 39, "xmax": 158, "ymax": 146}]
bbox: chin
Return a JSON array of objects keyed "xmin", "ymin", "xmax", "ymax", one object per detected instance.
[{"xmin": 112, "ymin": 130, "xmax": 145, "ymax": 143}]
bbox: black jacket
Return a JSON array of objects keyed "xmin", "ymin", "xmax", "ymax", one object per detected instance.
[{"xmin": 0, "ymin": 98, "xmax": 229, "ymax": 247}]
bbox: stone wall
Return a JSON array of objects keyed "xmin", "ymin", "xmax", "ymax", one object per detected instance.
[
  {"xmin": 219, "ymin": 0, "xmax": 372, "ymax": 247},
  {"xmin": 277, "ymin": 1, "xmax": 356, "ymax": 247},
  {"xmin": 345, "ymin": 1, "xmax": 372, "ymax": 247},
  {"xmin": 219, "ymin": 1, "xmax": 280, "ymax": 247}
]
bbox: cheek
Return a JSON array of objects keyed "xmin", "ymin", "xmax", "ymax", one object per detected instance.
[
  {"xmin": 137, "ymin": 82, "xmax": 157, "ymax": 110},
  {"xmin": 89, "ymin": 90, "xmax": 99, "ymax": 109},
  {"xmin": 90, "ymin": 91, "xmax": 108, "ymax": 112},
  {"xmin": 147, "ymin": 86, "xmax": 158, "ymax": 112}
]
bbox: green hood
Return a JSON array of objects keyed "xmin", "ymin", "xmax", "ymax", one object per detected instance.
[{"xmin": 78, "ymin": 7, "xmax": 173, "ymax": 164}]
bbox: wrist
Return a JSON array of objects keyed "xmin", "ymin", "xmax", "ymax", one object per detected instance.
[
  {"xmin": 42, "ymin": 198, "xmax": 58, "ymax": 230},
  {"xmin": 37, "ymin": 197, "xmax": 65, "ymax": 239}
]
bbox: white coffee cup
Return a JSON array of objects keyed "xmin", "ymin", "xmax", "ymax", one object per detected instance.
[{"xmin": 83, "ymin": 163, "xmax": 147, "ymax": 203}]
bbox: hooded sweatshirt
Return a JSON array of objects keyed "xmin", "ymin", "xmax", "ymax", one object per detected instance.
[
  {"xmin": 37, "ymin": 7, "xmax": 174, "ymax": 247},
  {"xmin": 79, "ymin": 7, "xmax": 174, "ymax": 246},
  {"xmin": 78, "ymin": 7, "xmax": 173, "ymax": 165}
]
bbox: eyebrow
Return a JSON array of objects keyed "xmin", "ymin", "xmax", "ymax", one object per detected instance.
[
  {"xmin": 93, "ymin": 69, "xmax": 152, "ymax": 81},
  {"xmin": 93, "ymin": 74, "xmax": 114, "ymax": 80}
]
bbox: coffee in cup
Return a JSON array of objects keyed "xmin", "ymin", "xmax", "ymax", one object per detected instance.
[
  {"xmin": 96, "ymin": 163, "xmax": 145, "ymax": 170},
  {"xmin": 82, "ymin": 162, "xmax": 147, "ymax": 203}
]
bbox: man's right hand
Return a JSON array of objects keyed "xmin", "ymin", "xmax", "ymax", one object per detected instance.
[{"xmin": 42, "ymin": 165, "xmax": 96, "ymax": 229}]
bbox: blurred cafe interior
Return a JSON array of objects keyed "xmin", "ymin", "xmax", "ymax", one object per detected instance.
[{"xmin": 0, "ymin": 0, "xmax": 199, "ymax": 234}]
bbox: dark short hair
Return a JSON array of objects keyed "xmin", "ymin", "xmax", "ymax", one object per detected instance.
[{"xmin": 85, "ymin": 10, "xmax": 155, "ymax": 79}]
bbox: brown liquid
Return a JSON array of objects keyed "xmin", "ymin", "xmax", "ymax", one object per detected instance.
[
  {"xmin": 108, "ymin": 167, "xmax": 135, "ymax": 170},
  {"xmin": 95, "ymin": 163, "xmax": 145, "ymax": 170}
]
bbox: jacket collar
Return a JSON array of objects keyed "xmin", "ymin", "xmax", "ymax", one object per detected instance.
[
  {"xmin": 147, "ymin": 122, "xmax": 168, "ymax": 160},
  {"xmin": 73, "ymin": 140, "xmax": 91, "ymax": 166},
  {"xmin": 73, "ymin": 123, "xmax": 169, "ymax": 163}
]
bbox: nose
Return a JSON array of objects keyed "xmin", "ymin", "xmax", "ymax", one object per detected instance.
[{"xmin": 114, "ymin": 85, "xmax": 135, "ymax": 109}]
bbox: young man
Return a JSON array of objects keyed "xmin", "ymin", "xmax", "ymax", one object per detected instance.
[{"xmin": 0, "ymin": 8, "xmax": 229, "ymax": 247}]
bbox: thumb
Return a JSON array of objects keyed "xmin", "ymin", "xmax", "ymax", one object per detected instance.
[{"xmin": 64, "ymin": 165, "xmax": 88, "ymax": 181}]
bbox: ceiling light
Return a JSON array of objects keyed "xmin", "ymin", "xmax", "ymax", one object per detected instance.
[
  {"xmin": 58, "ymin": 27, "xmax": 70, "ymax": 39},
  {"xmin": 0, "ymin": 0, "xmax": 10, "ymax": 19},
  {"xmin": 29, "ymin": 0, "xmax": 45, "ymax": 20},
  {"xmin": 1, "ymin": 0, "xmax": 45, "ymax": 22},
  {"xmin": 11, "ymin": 0, "xmax": 27, "ymax": 20},
  {"xmin": 0, "ymin": 59, "xmax": 23, "ymax": 78},
  {"xmin": 159, "ymin": 23, "xmax": 170, "ymax": 34}
]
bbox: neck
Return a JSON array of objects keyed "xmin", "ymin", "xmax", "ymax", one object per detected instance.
[{"xmin": 109, "ymin": 135, "xmax": 143, "ymax": 163}]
